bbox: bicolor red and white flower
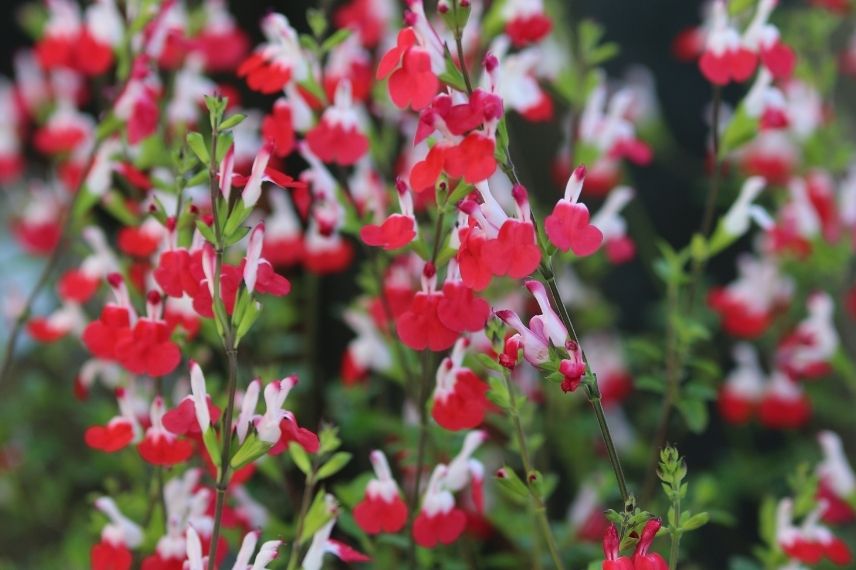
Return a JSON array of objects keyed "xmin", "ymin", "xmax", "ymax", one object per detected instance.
[{"xmin": 353, "ymin": 450, "xmax": 409, "ymax": 534}]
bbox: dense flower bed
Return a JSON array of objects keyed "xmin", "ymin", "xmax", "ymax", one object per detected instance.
[{"xmin": 1, "ymin": 0, "xmax": 855, "ymax": 569}]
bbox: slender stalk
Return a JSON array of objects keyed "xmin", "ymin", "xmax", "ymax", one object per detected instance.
[
  {"xmin": 502, "ymin": 370, "xmax": 565, "ymax": 570},
  {"xmin": 286, "ymin": 471, "xmax": 317, "ymax": 570},
  {"xmin": 641, "ymin": 281, "xmax": 680, "ymax": 504},
  {"xmin": 643, "ymin": 85, "xmax": 722, "ymax": 502},
  {"xmin": 0, "ymin": 142, "xmax": 103, "ymax": 387},
  {"xmin": 407, "ymin": 349, "xmax": 434, "ymax": 569},
  {"xmin": 205, "ymin": 113, "xmax": 242, "ymax": 570},
  {"xmin": 540, "ymin": 266, "xmax": 631, "ymax": 506},
  {"xmin": 451, "ymin": 0, "xmax": 473, "ymax": 96},
  {"xmin": 303, "ymin": 271, "xmax": 323, "ymax": 424},
  {"xmin": 406, "ymin": 204, "xmax": 448, "ymax": 567},
  {"xmin": 687, "ymin": 85, "xmax": 723, "ymax": 309},
  {"xmin": 669, "ymin": 492, "xmax": 682, "ymax": 570}
]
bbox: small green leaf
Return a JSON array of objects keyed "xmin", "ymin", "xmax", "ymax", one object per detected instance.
[
  {"xmin": 682, "ymin": 512, "xmax": 710, "ymax": 531},
  {"xmin": 495, "ymin": 467, "xmax": 529, "ymax": 502},
  {"xmin": 195, "ymin": 219, "xmax": 217, "ymax": 244},
  {"xmin": 316, "ymin": 452, "xmax": 352, "ymax": 480},
  {"xmin": 289, "ymin": 442, "xmax": 311, "ymax": 476},
  {"xmin": 186, "ymin": 132, "xmax": 209, "ymax": 163},
  {"xmin": 307, "ymin": 8, "xmax": 328, "ymax": 38},
  {"xmin": 719, "ymin": 106, "xmax": 759, "ymax": 158},
  {"xmin": 321, "ymin": 29, "xmax": 352, "ymax": 52},
  {"xmin": 486, "ymin": 375, "xmax": 511, "ymax": 409},
  {"xmin": 677, "ymin": 398, "xmax": 709, "ymax": 434},
  {"xmin": 299, "ymin": 492, "xmax": 333, "ymax": 543},
  {"xmin": 215, "ymin": 132, "xmax": 233, "ymax": 163},
  {"xmin": 219, "ymin": 113, "xmax": 247, "ymax": 130}
]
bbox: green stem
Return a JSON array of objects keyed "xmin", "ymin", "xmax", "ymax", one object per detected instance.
[
  {"xmin": 669, "ymin": 497, "xmax": 682, "ymax": 570},
  {"xmin": 502, "ymin": 370, "xmax": 566, "ymax": 570},
  {"xmin": 540, "ymin": 266, "xmax": 631, "ymax": 506},
  {"xmin": 643, "ymin": 87, "xmax": 722, "ymax": 503},
  {"xmin": 286, "ymin": 472, "xmax": 317, "ymax": 570},
  {"xmin": 0, "ymin": 139, "xmax": 104, "ymax": 387},
  {"xmin": 205, "ymin": 115, "xmax": 242, "ymax": 570},
  {"xmin": 407, "ymin": 349, "xmax": 434, "ymax": 569},
  {"xmin": 641, "ymin": 280, "xmax": 680, "ymax": 504}
]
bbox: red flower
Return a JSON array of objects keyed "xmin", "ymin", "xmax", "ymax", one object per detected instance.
[
  {"xmin": 354, "ymin": 494, "xmax": 408, "ymax": 534},
  {"xmin": 432, "ymin": 367, "xmax": 490, "ymax": 431},
  {"xmin": 708, "ymin": 288, "xmax": 773, "ymax": 339},
  {"xmin": 436, "ymin": 281, "xmax": 490, "ymax": 333},
  {"xmin": 545, "ymin": 165, "xmax": 603, "ymax": 256},
  {"xmin": 505, "ymin": 14, "xmax": 553, "ymax": 48},
  {"xmin": 137, "ymin": 397, "xmax": 194, "ymax": 466},
  {"xmin": 377, "ymin": 28, "xmax": 439, "ymax": 110},
  {"xmin": 456, "ymin": 226, "xmax": 493, "ymax": 291},
  {"xmin": 396, "ymin": 292, "xmax": 459, "ymax": 352},
  {"xmin": 361, "ymin": 215, "xmax": 417, "ymax": 250},
  {"xmin": 154, "ymin": 249, "xmax": 199, "ymax": 298},
  {"xmin": 699, "ymin": 48, "xmax": 757, "ymax": 85},
  {"xmin": 82, "ymin": 305, "xmax": 132, "ymax": 361},
  {"xmin": 262, "ymin": 99, "xmax": 296, "ymax": 157},
  {"xmin": 306, "ymin": 82, "xmax": 369, "ymax": 166},
  {"xmin": 85, "ymin": 418, "xmax": 135, "ymax": 453},
  {"xmin": 269, "ymin": 416, "xmax": 321, "ymax": 455},
  {"xmin": 760, "ymin": 40, "xmax": 796, "ymax": 80},
  {"xmin": 91, "ymin": 540, "xmax": 132, "ymax": 570},
  {"xmin": 354, "ymin": 450, "xmax": 409, "ymax": 534},
  {"xmin": 443, "ymin": 134, "xmax": 497, "ymax": 184},
  {"xmin": 545, "ymin": 201, "xmax": 603, "ymax": 256},
  {"xmin": 114, "ymin": 318, "xmax": 181, "ymax": 377},
  {"xmin": 162, "ymin": 397, "xmax": 221, "ymax": 436},
  {"xmin": 482, "ymin": 220, "xmax": 541, "ymax": 279},
  {"xmin": 409, "ymin": 145, "xmax": 446, "ymax": 193},
  {"xmin": 75, "ymin": 31, "xmax": 114, "ymax": 76},
  {"xmin": 118, "ymin": 225, "xmax": 162, "ymax": 258},
  {"xmin": 59, "ymin": 268, "xmax": 100, "ymax": 302},
  {"xmin": 413, "ymin": 509, "xmax": 467, "ymax": 548}
]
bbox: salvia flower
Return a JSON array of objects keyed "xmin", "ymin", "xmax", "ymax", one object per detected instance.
[
  {"xmin": 353, "ymin": 450, "xmax": 409, "ymax": 534},
  {"xmin": 302, "ymin": 495, "xmax": 369, "ymax": 570},
  {"xmin": 816, "ymin": 431, "xmax": 856, "ymax": 524},
  {"xmin": 545, "ymin": 165, "xmax": 604, "ymax": 256}
]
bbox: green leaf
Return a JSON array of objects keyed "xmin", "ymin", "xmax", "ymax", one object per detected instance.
[
  {"xmin": 235, "ymin": 300, "xmax": 261, "ymax": 342},
  {"xmin": 438, "ymin": 51, "xmax": 468, "ymax": 92},
  {"xmin": 224, "ymin": 224, "xmax": 251, "ymax": 247},
  {"xmin": 495, "ymin": 467, "xmax": 529, "ymax": 502},
  {"xmin": 677, "ymin": 398, "xmax": 709, "ymax": 434},
  {"xmin": 486, "ymin": 375, "xmax": 511, "ymax": 410},
  {"xmin": 636, "ymin": 375, "xmax": 666, "ymax": 394},
  {"xmin": 316, "ymin": 452, "xmax": 352, "ymax": 480},
  {"xmin": 321, "ymin": 28, "xmax": 352, "ymax": 52},
  {"xmin": 289, "ymin": 442, "xmax": 312, "ymax": 476},
  {"xmin": 319, "ymin": 425, "xmax": 342, "ymax": 454},
  {"xmin": 681, "ymin": 512, "xmax": 710, "ymax": 531},
  {"xmin": 719, "ymin": 106, "xmax": 759, "ymax": 158},
  {"xmin": 307, "ymin": 8, "xmax": 328, "ymax": 38},
  {"xmin": 186, "ymin": 132, "xmax": 209, "ymax": 163},
  {"xmin": 475, "ymin": 353, "xmax": 504, "ymax": 373},
  {"xmin": 299, "ymin": 492, "xmax": 333, "ymax": 543},
  {"xmin": 202, "ymin": 428, "xmax": 221, "ymax": 469},
  {"xmin": 223, "ymin": 200, "xmax": 253, "ymax": 237},
  {"xmin": 229, "ymin": 433, "xmax": 273, "ymax": 471},
  {"xmin": 219, "ymin": 113, "xmax": 247, "ymax": 130},
  {"xmin": 728, "ymin": 0, "xmax": 755, "ymax": 15},
  {"xmin": 215, "ymin": 131, "xmax": 233, "ymax": 163},
  {"xmin": 187, "ymin": 169, "xmax": 209, "ymax": 187},
  {"xmin": 196, "ymin": 219, "xmax": 217, "ymax": 244}
]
